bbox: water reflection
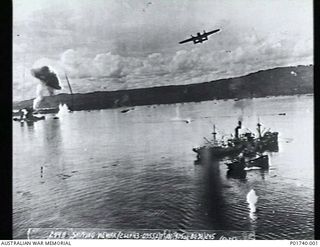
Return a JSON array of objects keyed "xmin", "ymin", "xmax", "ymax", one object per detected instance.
[
  {"xmin": 258, "ymin": 169, "xmax": 267, "ymax": 180},
  {"xmin": 26, "ymin": 121, "xmax": 34, "ymax": 128},
  {"xmin": 41, "ymin": 119, "xmax": 65, "ymax": 183},
  {"xmin": 43, "ymin": 119, "xmax": 62, "ymax": 146},
  {"xmin": 196, "ymin": 159, "xmax": 230, "ymax": 230},
  {"xmin": 24, "ymin": 121, "xmax": 35, "ymax": 141},
  {"xmin": 42, "ymin": 120, "xmax": 63, "ymax": 158}
]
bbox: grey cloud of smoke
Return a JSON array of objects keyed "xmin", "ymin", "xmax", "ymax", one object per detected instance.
[
  {"xmin": 30, "ymin": 65, "xmax": 62, "ymax": 109},
  {"xmin": 31, "ymin": 66, "xmax": 61, "ymax": 90}
]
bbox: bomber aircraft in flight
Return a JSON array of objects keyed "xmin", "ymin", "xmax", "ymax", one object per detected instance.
[{"xmin": 179, "ymin": 29, "xmax": 220, "ymax": 44}]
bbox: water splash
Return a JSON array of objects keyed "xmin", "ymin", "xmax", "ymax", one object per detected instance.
[
  {"xmin": 56, "ymin": 104, "xmax": 69, "ymax": 119},
  {"xmin": 171, "ymin": 106, "xmax": 193, "ymax": 123},
  {"xmin": 171, "ymin": 117, "xmax": 193, "ymax": 124},
  {"xmin": 290, "ymin": 71, "xmax": 297, "ymax": 76},
  {"xmin": 247, "ymin": 189, "xmax": 258, "ymax": 213}
]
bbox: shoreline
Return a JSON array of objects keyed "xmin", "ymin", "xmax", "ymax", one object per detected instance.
[{"xmin": 13, "ymin": 65, "xmax": 313, "ymax": 111}]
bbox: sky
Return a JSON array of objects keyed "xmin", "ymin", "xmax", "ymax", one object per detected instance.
[{"xmin": 13, "ymin": 0, "xmax": 313, "ymax": 101}]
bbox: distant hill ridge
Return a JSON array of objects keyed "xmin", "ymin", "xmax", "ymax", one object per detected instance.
[{"xmin": 13, "ymin": 65, "xmax": 313, "ymax": 111}]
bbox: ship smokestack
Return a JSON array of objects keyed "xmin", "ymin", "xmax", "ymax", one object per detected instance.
[
  {"xmin": 257, "ymin": 122, "xmax": 262, "ymax": 138},
  {"xmin": 235, "ymin": 121, "xmax": 242, "ymax": 139}
]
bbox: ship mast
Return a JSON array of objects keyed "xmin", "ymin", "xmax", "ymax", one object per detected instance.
[
  {"xmin": 212, "ymin": 124, "xmax": 217, "ymax": 145},
  {"xmin": 257, "ymin": 117, "xmax": 262, "ymax": 138},
  {"xmin": 65, "ymin": 73, "xmax": 74, "ymax": 111}
]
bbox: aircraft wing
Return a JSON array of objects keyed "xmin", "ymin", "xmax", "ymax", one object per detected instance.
[
  {"xmin": 205, "ymin": 29, "xmax": 220, "ymax": 36},
  {"xmin": 179, "ymin": 37, "xmax": 195, "ymax": 44}
]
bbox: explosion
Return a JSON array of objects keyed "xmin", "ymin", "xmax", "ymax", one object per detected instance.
[{"xmin": 30, "ymin": 66, "xmax": 61, "ymax": 109}]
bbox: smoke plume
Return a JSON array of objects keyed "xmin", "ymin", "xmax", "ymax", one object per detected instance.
[
  {"xmin": 31, "ymin": 66, "xmax": 61, "ymax": 109},
  {"xmin": 31, "ymin": 66, "xmax": 61, "ymax": 90}
]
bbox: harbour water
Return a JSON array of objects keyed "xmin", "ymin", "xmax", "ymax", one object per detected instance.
[{"xmin": 13, "ymin": 95, "xmax": 314, "ymax": 239}]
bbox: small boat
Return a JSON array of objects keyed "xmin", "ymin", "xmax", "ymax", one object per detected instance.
[
  {"xmin": 246, "ymin": 154, "xmax": 269, "ymax": 169},
  {"xmin": 13, "ymin": 115, "xmax": 45, "ymax": 122},
  {"xmin": 13, "ymin": 108, "xmax": 46, "ymax": 123},
  {"xmin": 120, "ymin": 109, "xmax": 130, "ymax": 113},
  {"xmin": 225, "ymin": 157, "xmax": 246, "ymax": 171},
  {"xmin": 34, "ymin": 107, "xmax": 59, "ymax": 114},
  {"xmin": 25, "ymin": 115, "xmax": 45, "ymax": 122},
  {"xmin": 226, "ymin": 154, "xmax": 269, "ymax": 171}
]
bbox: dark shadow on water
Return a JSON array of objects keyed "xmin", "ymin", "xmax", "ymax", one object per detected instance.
[
  {"xmin": 195, "ymin": 159, "xmax": 233, "ymax": 230},
  {"xmin": 42, "ymin": 119, "xmax": 65, "ymax": 176},
  {"xmin": 258, "ymin": 169, "xmax": 268, "ymax": 180},
  {"xmin": 26, "ymin": 121, "xmax": 34, "ymax": 128},
  {"xmin": 43, "ymin": 119, "xmax": 62, "ymax": 147},
  {"xmin": 24, "ymin": 121, "xmax": 35, "ymax": 141}
]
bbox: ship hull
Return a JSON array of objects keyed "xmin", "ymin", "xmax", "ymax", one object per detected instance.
[{"xmin": 193, "ymin": 132, "xmax": 278, "ymax": 160}]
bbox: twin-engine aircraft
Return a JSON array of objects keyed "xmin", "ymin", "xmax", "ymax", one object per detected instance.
[{"xmin": 179, "ymin": 29, "xmax": 220, "ymax": 44}]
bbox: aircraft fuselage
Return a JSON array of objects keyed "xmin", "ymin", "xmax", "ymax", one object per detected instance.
[{"xmin": 193, "ymin": 34, "xmax": 209, "ymax": 44}]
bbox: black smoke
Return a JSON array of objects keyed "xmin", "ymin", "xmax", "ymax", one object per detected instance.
[{"xmin": 31, "ymin": 66, "xmax": 61, "ymax": 90}]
